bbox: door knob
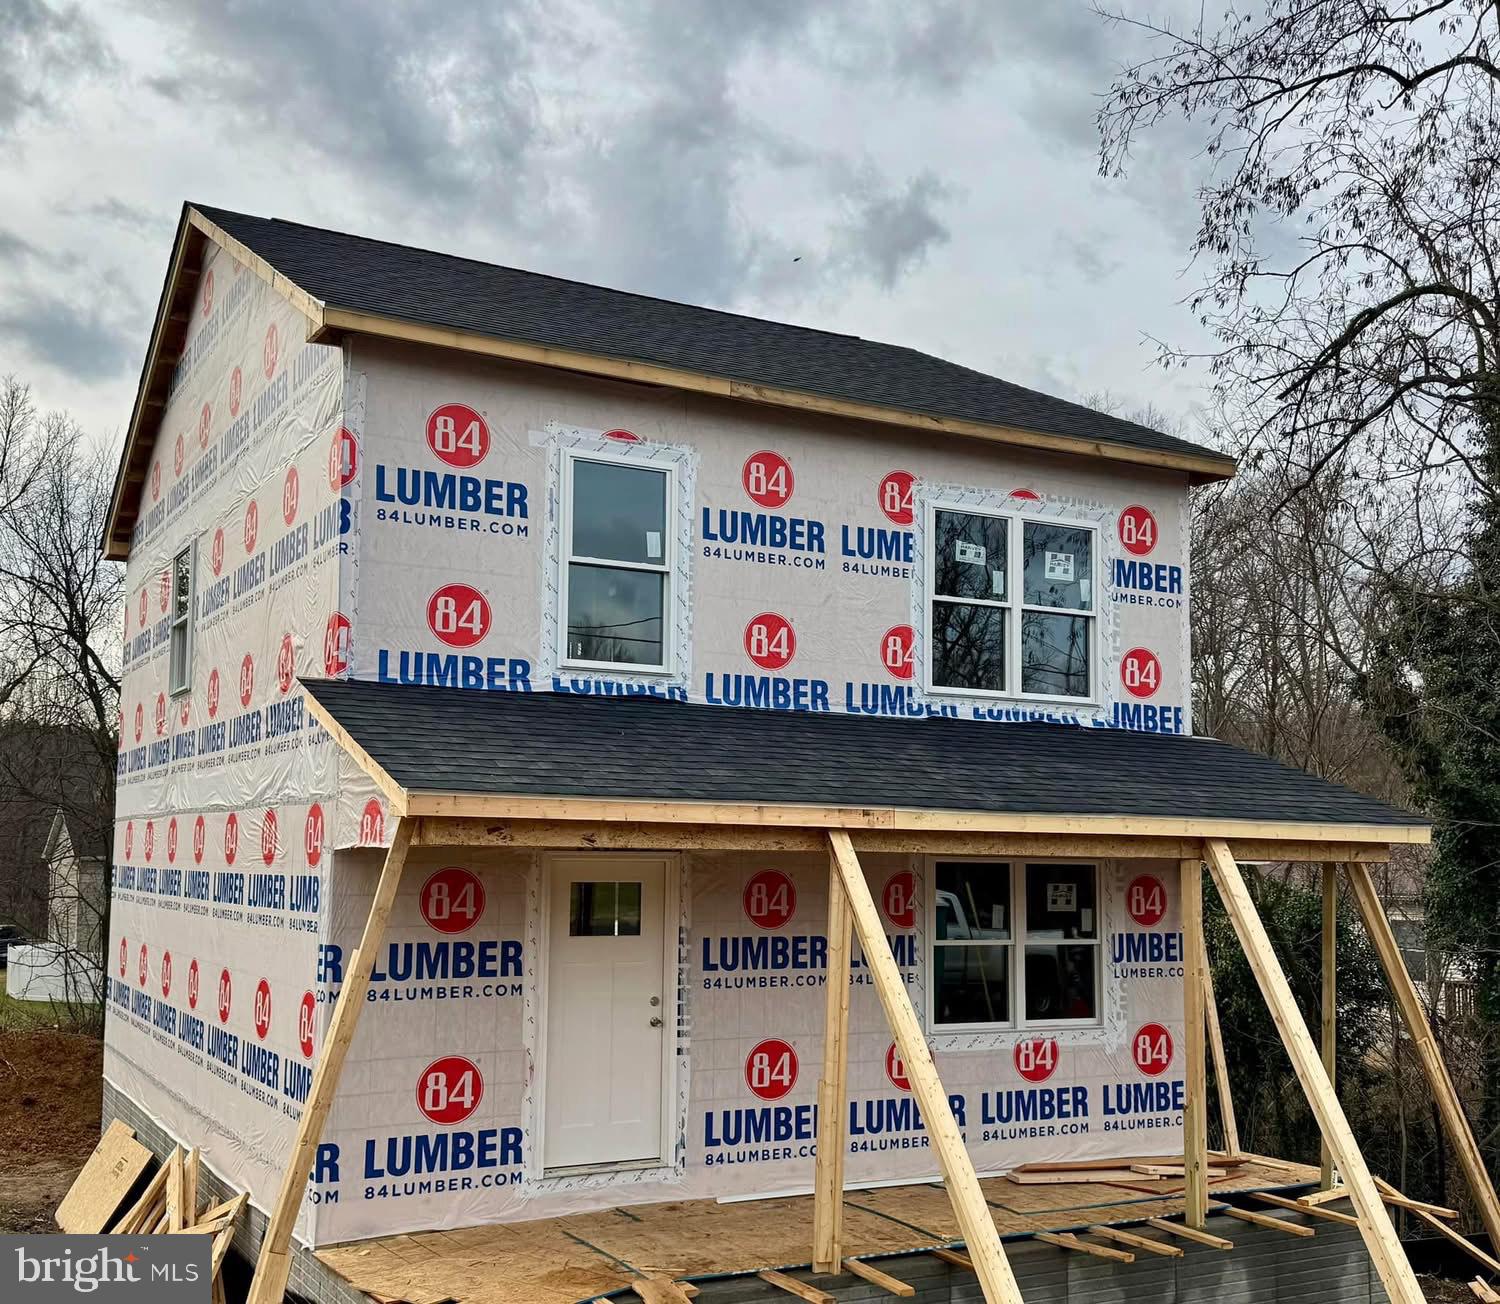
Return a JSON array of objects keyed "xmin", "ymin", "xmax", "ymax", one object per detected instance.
[{"xmin": 650, "ymin": 1016, "xmax": 663, "ymax": 1028}]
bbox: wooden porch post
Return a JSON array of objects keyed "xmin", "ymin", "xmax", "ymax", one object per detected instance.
[
  {"xmin": 1198, "ymin": 929, "xmax": 1242, "ymax": 1156},
  {"xmin": 1204, "ymin": 840, "xmax": 1423, "ymax": 1304},
  {"xmin": 1320, "ymin": 862, "xmax": 1338, "ymax": 1190},
  {"xmin": 1181, "ymin": 856, "xmax": 1209, "ymax": 1227},
  {"xmin": 812, "ymin": 851, "xmax": 853, "ymax": 1273},
  {"xmin": 1345, "ymin": 861, "xmax": 1500, "ymax": 1249},
  {"xmin": 827, "ymin": 831, "xmax": 1022, "ymax": 1304},
  {"xmin": 248, "ymin": 818, "xmax": 415, "ymax": 1304}
]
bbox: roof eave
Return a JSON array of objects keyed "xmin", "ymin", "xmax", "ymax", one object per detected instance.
[{"xmin": 311, "ymin": 306, "xmax": 1238, "ymax": 484}]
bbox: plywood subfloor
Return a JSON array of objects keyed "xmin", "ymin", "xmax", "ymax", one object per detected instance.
[{"xmin": 315, "ymin": 1154, "xmax": 1320, "ymax": 1304}]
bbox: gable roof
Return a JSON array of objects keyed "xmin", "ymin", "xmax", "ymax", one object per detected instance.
[
  {"xmin": 104, "ymin": 201, "xmax": 1235, "ymax": 557},
  {"xmin": 301, "ymin": 679, "xmax": 1426, "ymax": 843}
]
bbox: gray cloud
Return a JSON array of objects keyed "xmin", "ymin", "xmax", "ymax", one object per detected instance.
[
  {"xmin": 834, "ymin": 172, "xmax": 951, "ymax": 290},
  {"xmin": 0, "ymin": 289, "xmax": 134, "ymax": 381},
  {"xmin": 0, "ymin": 1, "xmax": 114, "ymax": 136}
]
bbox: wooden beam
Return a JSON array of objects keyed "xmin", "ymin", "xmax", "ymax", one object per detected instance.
[
  {"xmin": 411, "ymin": 818, "xmax": 1399, "ymax": 863},
  {"xmin": 1224, "ymin": 1207, "xmax": 1315, "ymax": 1237},
  {"xmin": 1345, "ymin": 862, "xmax": 1500, "ymax": 1250},
  {"xmin": 1089, "ymin": 1226, "xmax": 1182, "ymax": 1257},
  {"xmin": 313, "ymin": 305, "xmax": 1237, "ymax": 483},
  {"xmin": 1144, "ymin": 1218, "xmax": 1233, "ymax": 1250},
  {"xmin": 756, "ymin": 1269, "xmax": 834, "ymax": 1303},
  {"xmin": 1182, "ymin": 855, "xmax": 1209, "ymax": 1227},
  {"xmin": 1034, "ymin": 1232, "xmax": 1134, "ymax": 1263},
  {"xmin": 1204, "ymin": 840, "xmax": 1424, "ymax": 1304},
  {"xmin": 1253, "ymin": 1192, "xmax": 1359, "ymax": 1227},
  {"xmin": 1321, "ymin": 863, "xmax": 1338, "ymax": 1189},
  {"xmin": 827, "ymin": 831, "xmax": 1021, "ymax": 1304},
  {"xmin": 404, "ymin": 792, "xmax": 1428, "ymax": 846},
  {"xmin": 630, "ymin": 1280, "xmax": 698, "ymax": 1304},
  {"xmin": 812, "ymin": 853, "xmax": 853, "ymax": 1273},
  {"xmin": 840, "ymin": 1258, "xmax": 915, "ymax": 1296},
  {"xmin": 1198, "ymin": 926, "xmax": 1241, "ymax": 1156},
  {"xmin": 1373, "ymin": 1176, "xmax": 1460, "ymax": 1221},
  {"xmin": 930, "ymin": 1249, "xmax": 974, "ymax": 1270},
  {"xmin": 1471, "ymin": 1278, "xmax": 1500, "ymax": 1303},
  {"xmin": 1409, "ymin": 1206, "xmax": 1500, "ymax": 1275},
  {"xmin": 247, "ymin": 819, "xmax": 415, "ymax": 1304}
]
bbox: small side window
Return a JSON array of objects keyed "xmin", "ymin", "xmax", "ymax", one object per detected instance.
[{"xmin": 168, "ymin": 544, "xmax": 194, "ymax": 695}]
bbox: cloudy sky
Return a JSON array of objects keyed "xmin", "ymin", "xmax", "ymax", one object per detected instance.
[{"xmin": 1, "ymin": 0, "xmax": 1214, "ymax": 447}]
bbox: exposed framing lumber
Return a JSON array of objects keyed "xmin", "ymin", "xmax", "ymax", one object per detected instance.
[
  {"xmin": 1144, "ymin": 1218, "xmax": 1233, "ymax": 1250},
  {"xmin": 1321, "ymin": 863, "xmax": 1338, "ymax": 1189},
  {"xmin": 1345, "ymin": 862, "xmax": 1500, "ymax": 1250},
  {"xmin": 1253, "ymin": 1192, "xmax": 1359, "ymax": 1227},
  {"xmin": 827, "ymin": 831, "xmax": 1021, "ymax": 1304},
  {"xmin": 1034, "ymin": 1231, "xmax": 1134, "ymax": 1263},
  {"xmin": 1407, "ymin": 1206, "xmax": 1500, "ymax": 1276},
  {"xmin": 630, "ymin": 1279, "xmax": 699, "ymax": 1304},
  {"xmin": 1472, "ymin": 1278, "xmax": 1500, "ymax": 1303},
  {"xmin": 247, "ymin": 819, "xmax": 416, "ymax": 1304},
  {"xmin": 1089, "ymin": 1225, "xmax": 1182, "ymax": 1257},
  {"xmin": 1204, "ymin": 840, "xmax": 1424, "ymax": 1304},
  {"xmin": 311, "ymin": 305, "xmax": 1237, "ymax": 484},
  {"xmin": 840, "ymin": 1258, "xmax": 916, "ymax": 1296},
  {"xmin": 1224, "ymin": 1207, "xmax": 1315, "ymax": 1237},
  {"xmin": 1181, "ymin": 856, "xmax": 1209, "ymax": 1227},
  {"xmin": 1373, "ymin": 1176, "xmax": 1459, "ymax": 1221},
  {"xmin": 756, "ymin": 1269, "xmax": 834, "ymax": 1303},
  {"xmin": 812, "ymin": 852, "xmax": 853, "ymax": 1273},
  {"xmin": 409, "ymin": 817, "xmax": 1400, "ymax": 863},
  {"xmin": 1198, "ymin": 927, "xmax": 1241, "ymax": 1156},
  {"xmin": 930, "ymin": 1249, "xmax": 974, "ymax": 1270}
]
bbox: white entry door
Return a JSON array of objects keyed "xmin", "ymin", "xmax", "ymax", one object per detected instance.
[{"xmin": 543, "ymin": 856, "xmax": 669, "ymax": 1171}]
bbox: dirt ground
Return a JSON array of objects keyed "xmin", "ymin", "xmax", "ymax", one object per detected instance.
[{"xmin": 0, "ymin": 1026, "xmax": 103, "ymax": 1233}]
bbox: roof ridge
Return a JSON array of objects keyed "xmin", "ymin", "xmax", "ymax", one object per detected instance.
[{"xmin": 190, "ymin": 202, "xmax": 877, "ymax": 348}]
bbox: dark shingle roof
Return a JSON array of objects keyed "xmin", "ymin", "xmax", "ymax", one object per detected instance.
[
  {"xmin": 302, "ymin": 680, "xmax": 1421, "ymax": 829},
  {"xmin": 193, "ymin": 203, "xmax": 1227, "ymax": 470}
]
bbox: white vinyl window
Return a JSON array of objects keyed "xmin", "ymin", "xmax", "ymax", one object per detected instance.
[
  {"xmin": 929, "ymin": 860, "xmax": 1102, "ymax": 1031},
  {"xmin": 559, "ymin": 449, "xmax": 674, "ymax": 673},
  {"xmin": 925, "ymin": 508, "xmax": 1097, "ymax": 702},
  {"xmin": 168, "ymin": 543, "xmax": 194, "ymax": 695}
]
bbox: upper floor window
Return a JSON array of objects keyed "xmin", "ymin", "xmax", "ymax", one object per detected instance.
[
  {"xmin": 927, "ymin": 507, "xmax": 1095, "ymax": 700},
  {"xmin": 930, "ymin": 860, "xmax": 1101, "ymax": 1031},
  {"xmin": 168, "ymin": 543, "xmax": 194, "ymax": 695},
  {"xmin": 560, "ymin": 450, "xmax": 674, "ymax": 672}
]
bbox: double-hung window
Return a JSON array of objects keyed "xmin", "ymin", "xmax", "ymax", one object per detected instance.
[
  {"xmin": 561, "ymin": 451, "xmax": 673, "ymax": 672},
  {"xmin": 929, "ymin": 860, "xmax": 1101, "ymax": 1030},
  {"xmin": 168, "ymin": 544, "xmax": 194, "ymax": 695},
  {"xmin": 927, "ymin": 509, "xmax": 1095, "ymax": 700}
]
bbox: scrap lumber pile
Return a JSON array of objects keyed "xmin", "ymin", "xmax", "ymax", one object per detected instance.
[{"xmin": 55, "ymin": 1119, "xmax": 248, "ymax": 1304}]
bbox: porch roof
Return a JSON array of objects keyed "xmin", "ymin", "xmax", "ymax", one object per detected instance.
[{"xmin": 301, "ymin": 680, "xmax": 1426, "ymax": 843}]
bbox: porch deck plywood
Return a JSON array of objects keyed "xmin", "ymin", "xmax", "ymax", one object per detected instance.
[{"xmin": 315, "ymin": 1155, "xmax": 1318, "ymax": 1304}]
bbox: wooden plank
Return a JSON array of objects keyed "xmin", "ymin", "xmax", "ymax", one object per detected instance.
[
  {"xmin": 1253, "ymin": 1192, "xmax": 1359, "ymax": 1227},
  {"xmin": 1470, "ymin": 1277, "xmax": 1500, "ymax": 1303},
  {"xmin": 314, "ymin": 305, "xmax": 1237, "ymax": 482},
  {"xmin": 755, "ymin": 1269, "xmax": 834, "ymax": 1303},
  {"xmin": 1183, "ymin": 855, "xmax": 1209, "ymax": 1227},
  {"xmin": 111, "ymin": 1160, "xmax": 170, "ymax": 1235},
  {"xmin": 1035, "ymin": 1232, "xmax": 1134, "ymax": 1263},
  {"xmin": 408, "ymin": 794, "xmax": 1428, "ymax": 847},
  {"xmin": 1130, "ymin": 1165, "xmax": 1225, "ymax": 1179},
  {"xmin": 812, "ymin": 854, "xmax": 853, "ymax": 1272},
  {"xmin": 1321, "ymin": 864, "xmax": 1338, "ymax": 1189},
  {"xmin": 1407, "ymin": 1206, "xmax": 1500, "ymax": 1275},
  {"xmin": 1008, "ymin": 1168, "xmax": 1158, "ymax": 1185},
  {"xmin": 211, "ymin": 1202, "xmax": 246, "ymax": 1276},
  {"xmin": 1298, "ymin": 1187, "xmax": 1351, "ymax": 1208},
  {"xmin": 184, "ymin": 1147, "xmax": 201, "ymax": 1226},
  {"xmin": 1145, "ymin": 1218, "xmax": 1233, "ymax": 1250},
  {"xmin": 828, "ymin": 830, "xmax": 1022, "ymax": 1304},
  {"xmin": 1373, "ymin": 1176, "xmax": 1460, "ymax": 1220},
  {"xmin": 247, "ymin": 818, "xmax": 415, "ymax": 1304},
  {"xmin": 55, "ymin": 1120, "xmax": 152, "ymax": 1233},
  {"xmin": 1347, "ymin": 862, "xmax": 1500, "ymax": 1250},
  {"xmin": 630, "ymin": 1279, "xmax": 698, "ymax": 1304},
  {"xmin": 1205, "ymin": 840, "xmax": 1423, "ymax": 1304},
  {"xmin": 1089, "ymin": 1226, "xmax": 1182, "ymax": 1257},
  {"xmin": 841, "ymin": 1257, "xmax": 916, "ymax": 1296},
  {"xmin": 930, "ymin": 1249, "xmax": 974, "ymax": 1270},
  {"xmin": 1225, "ymin": 1207, "xmax": 1315, "ymax": 1237},
  {"xmin": 165, "ymin": 1147, "xmax": 186, "ymax": 1231},
  {"xmin": 1199, "ymin": 928, "xmax": 1241, "ymax": 1156}
]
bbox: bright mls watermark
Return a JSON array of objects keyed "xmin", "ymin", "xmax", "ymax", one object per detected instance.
[{"xmin": 2, "ymin": 1236, "xmax": 208, "ymax": 1301}]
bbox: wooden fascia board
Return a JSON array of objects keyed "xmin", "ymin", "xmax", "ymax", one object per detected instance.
[
  {"xmin": 313, "ymin": 305, "xmax": 1237, "ymax": 483},
  {"xmin": 101, "ymin": 207, "xmax": 327, "ymax": 560},
  {"xmin": 398, "ymin": 789, "xmax": 1427, "ymax": 845},
  {"xmin": 301, "ymin": 690, "xmax": 409, "ymax": 815}
]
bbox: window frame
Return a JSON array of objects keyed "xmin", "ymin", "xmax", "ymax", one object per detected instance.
[
  {"xmin": 168, "ymin": 541, "xmax": 195, "ymax": 697},
  {"xmin": 925, "ymin": 857, "xmax": 1104, "ymax": 1034},
  {"xmin": 557, "ymin": 446, "xmax": 677, "ymax": 676},
  {"xmin": 922, "ymin": 503, "xmax": 1100, "ymax": 705}
]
